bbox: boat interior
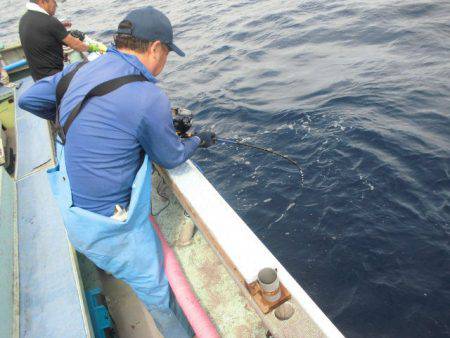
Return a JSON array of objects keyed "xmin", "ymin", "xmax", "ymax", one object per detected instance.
[{"xmin": 0, "ymin": 43, "xmax": 344, "ymax": 338}]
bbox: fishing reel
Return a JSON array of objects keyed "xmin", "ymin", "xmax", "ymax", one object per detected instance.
[
  {"xmin": 69, "ymin": 30, "xmax": 86, "ymax": 42},
  {"xmin": 172, "ymin": 108, "xmax": 193, "ymax": 138}
]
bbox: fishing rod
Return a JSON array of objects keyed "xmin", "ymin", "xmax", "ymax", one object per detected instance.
[
  {"xmin": 216, "ymin": 137, "xmax": 304, "ymax": 185},
  {"xmin": 172, "ymin": 108, "xmax": 304, "ymax": 185}
]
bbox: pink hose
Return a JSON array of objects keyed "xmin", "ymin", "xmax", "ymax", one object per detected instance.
[{"xmin": 150, "ymin": 216, "xmax": 220, "ymax": 338}]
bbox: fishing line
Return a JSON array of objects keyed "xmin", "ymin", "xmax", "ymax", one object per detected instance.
[
  {"xmin": 216, "ymin": 137, "xmax": 304, "ymax": 186},
  {"xmin": 170, "ymin": 109, "xmax": 304, "ymax": 185}
]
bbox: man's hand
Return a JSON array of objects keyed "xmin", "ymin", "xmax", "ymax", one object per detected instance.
[
  {"xmin": 87, "ymin": 43, "xmax": 108, "ymax": 53},
  {"xmin": 196, "ymin": 131, "xmax": 216, "ymax": 148},
  {"xmin": 61, "ymin": 20, "xmax": 72, "ymax": 28},
  {"xmin": 63, "ymin": 34, "xmax": 89, "ymax": 52}
]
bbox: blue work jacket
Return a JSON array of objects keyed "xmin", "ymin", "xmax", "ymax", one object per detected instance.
[{"xmin": 19, "ymin": 48, "xmax": 200, "ymax": 216}]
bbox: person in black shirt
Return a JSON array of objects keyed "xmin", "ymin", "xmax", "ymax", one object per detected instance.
[{"xmin": 19, "ymin": 0, "xmax": 89, "ymax": 81}]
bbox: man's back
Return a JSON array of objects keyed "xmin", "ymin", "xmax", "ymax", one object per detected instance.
[
  {"xmin": 19, "ymin": 10, "xmax": 68, "ymax": 81},
  {"xmin": 19, "ymin": 48, "xmax": 199, "ymax": 216},
  {"xmin": 60, "ymin": 50, "xmax": 155, "ymax": 217}
]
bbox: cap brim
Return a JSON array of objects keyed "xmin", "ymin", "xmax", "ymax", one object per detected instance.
[{"xmin": 167, "ymin": 42, "xmax": 185, "ymax": 57}]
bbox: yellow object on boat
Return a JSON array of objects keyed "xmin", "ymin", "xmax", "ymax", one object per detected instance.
[{"xmin": 0, "ymin": 87, "xmax": 14, "ymax": 129}]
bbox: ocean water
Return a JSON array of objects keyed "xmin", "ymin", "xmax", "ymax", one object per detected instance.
[{"xmin": 2, "ymin": 0, "xmax": 449, "ymax": 337}]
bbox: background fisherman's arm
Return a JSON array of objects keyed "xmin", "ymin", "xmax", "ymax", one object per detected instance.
[
  {"xmin": 63, "ymin": 34, "xmax": 89, "ymax": 52},
  {"xmin": 138, "ymin": 91, "xmax": 200, "ymax": 169},
  {"xmin": 18, "ymin": 63, "xmax": 79, "ymax": 120}
]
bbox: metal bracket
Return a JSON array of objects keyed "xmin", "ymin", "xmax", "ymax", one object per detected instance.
[{"xmin": 247, "ymin": 280, "xmax": 291, "ymax": 314}]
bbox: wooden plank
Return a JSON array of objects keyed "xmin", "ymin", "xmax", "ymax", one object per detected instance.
[
  {"xmin": 15, "ymin": 88, "xmax": 93, "ymax": 336},
  {"xmin": 99, "ymin": 272, "xmax": 162, "ymax": 338},
  {"xmin": 0, "ymin": 168, "xmax": 16, "ymax": 338},
  {"xmin": 14, "ymin": 79, "xmax": 53, "ymax": 180},
  {"xmin": 17, "ymin": 171, "xmax": 88, "ymax": 337},
  {"xmin": 247, "ymin": 281, "xmax": 291, "ymax": 314},
  {"xmin": 68, "ymin": 246, "xmax": 94, "ymax": 338}
]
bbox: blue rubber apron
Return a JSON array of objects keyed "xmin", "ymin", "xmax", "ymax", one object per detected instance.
[{"xmin": 48, "ymin": 142, "xmax": 190, "ymax": 337}]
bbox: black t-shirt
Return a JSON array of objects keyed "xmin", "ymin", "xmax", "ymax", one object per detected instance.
[{"xmin": 19, "ymin": 10, "xmax": 69, "ymax": 81}]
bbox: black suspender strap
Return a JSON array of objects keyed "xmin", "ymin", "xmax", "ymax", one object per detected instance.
[
  {"xmin": 54, "ymin": 61, "xmax": 88, "ymax": 142},
  {"xmin": 55, "ymin": 68, "xmax": 148, "ymax": 144},
  {"xmin": 56, "ymin": 61, "xmax": 88, "ymax": 106},
  {"xmin": 59, "ymin": 74, "xmax": 147, "ymax": 143}
]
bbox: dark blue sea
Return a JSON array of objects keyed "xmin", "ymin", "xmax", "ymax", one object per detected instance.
[{"xmin": 2, "ymin": 0, "xmax": 449, "ymax": 337}]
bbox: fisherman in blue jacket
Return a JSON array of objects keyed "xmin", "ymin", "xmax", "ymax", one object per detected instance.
[{"xmin": 19, "ymin": 6, "xmax": 215, "ymax": 337}]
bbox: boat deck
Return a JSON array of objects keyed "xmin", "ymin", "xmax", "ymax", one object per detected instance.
[
  {"xmin": 15, "ymin": 78, "xmax": 90, "ymax": 337},
  {"xmin": 152, "ymin": 171, "xmax": 267, "ymax": 337},
  {"xmin": 13, "ymin": 77, "xmax": 266, "ymax": 337},
  {"xmin": 0, "ymin": 165, "xmax": 18, "ymax": 338},
  {"xmin": 75, "ymin": 169, "xmax": 267, "ymax": 337}
]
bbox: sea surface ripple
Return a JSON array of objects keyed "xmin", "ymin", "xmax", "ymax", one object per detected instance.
[{"xmin": 2, "ymin": 0, "xmax": 449, "ymax": 337}]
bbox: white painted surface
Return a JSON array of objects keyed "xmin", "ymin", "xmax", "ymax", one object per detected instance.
[
  {"xmin": 167, "ymin": 160, "xmax": 344, "ymax": 338},
  {"xmin": 0, "ymin": 168, "xmax": 16, "ymax": 338},
  {"xmin": 15, "ymin": 79, "xmax": 92, "ymax": 337}
]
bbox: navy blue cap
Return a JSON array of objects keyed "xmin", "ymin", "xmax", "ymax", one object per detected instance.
[{"xmin": 117, "ymin": 6, "xmax": 185, "ymax": 57}]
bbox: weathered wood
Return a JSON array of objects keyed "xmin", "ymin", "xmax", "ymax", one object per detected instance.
[
  {"xmin": 0, "ymin": 167, "xmax": 18, "ymax": 338},
  {"xmin": 15, "ymin": 79, "xmax": 93, "ymax": 337},
  {"xmin": 14, "ymin": 79, "xmax": 53, "ymax": 180},
  {"xmin": 99, "ymin": 271, "xmax": 162, "ymax": 338},
  {"xmin": 157, "ymin": 162, "xmax": 344, "ymax": 338},
  {"xmin": 156, "ymin": 164, "xmax": 247, "ymax": 285},
  {"xmin": 152, "ymin": 171, "xmax": 267, "ymax": 337},
  {"xmin": 247, "ymin": 281, "xmax": 291, "ymax": 314}
]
